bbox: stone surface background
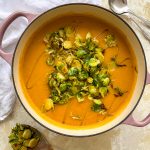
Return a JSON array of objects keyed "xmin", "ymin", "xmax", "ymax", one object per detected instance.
[{"xmin": 0, "ymin": 0, "xmax": 150, "ymax": 150}]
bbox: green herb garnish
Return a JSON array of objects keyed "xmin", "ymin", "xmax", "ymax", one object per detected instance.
[
  {"xmin": 111, "ymin": 56, "xmax": 127, "ymax": 68},
  {"xmin": 114, "ymin": 87, "xmax": 127, "ymax": 97},
  {"xmin": 9, "ymin": 124, "xmax": 41, "ymax": 150},
  {"xmin": 91, "ymin": 103, "xmax": 106, "ymax": 113},
  {"xmin": 43, "ymin": 27, "xmax": 124, "ymax": 113},
  {"xmin": 105, "ymin": 34, "xmax": 117, "ymax": 47}
]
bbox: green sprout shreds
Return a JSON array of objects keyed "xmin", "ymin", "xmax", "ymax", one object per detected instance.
[
  {"xmin": 43, "ymin": 26, "xmax": 121, "ymax": 113},
  {"xmin": 9, "ymin": 124, "xmax": 41, "ymax": 150},
  {"xmin": 105, "ymin": 34, "xmax": 117, "ymax": 48}
]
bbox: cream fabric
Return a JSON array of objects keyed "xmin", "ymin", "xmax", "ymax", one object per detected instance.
[{"xmin": 0, "ymin": 0, "xmax": 101, "ymax": 121}]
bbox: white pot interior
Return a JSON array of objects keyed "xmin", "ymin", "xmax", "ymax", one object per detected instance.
[{"xmin": 13, "ymin": 4, "xmax": 146, "ymax": 136}]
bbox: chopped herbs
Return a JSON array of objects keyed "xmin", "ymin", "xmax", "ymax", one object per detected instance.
[
  {"xmin": 43, "ymin": 26, "xmax": 125, "ymax": 114},
  {"xmin": 9, "ymin": 124, "xmax": 41, "ymax": 150},
  {"xmin": 91, "ymin": 103, "xmax": 106, "ymax": 113},
  {"xmin": 114, "ymin": 87, "xmax": 127, "ymax": 97},
  {"xmin": 105, "ymin": 34, "xmax": 117, "ymax": 47},
  {"xmin": 110, "ymin": 56, "xmax": 127, "ymax": 68}
]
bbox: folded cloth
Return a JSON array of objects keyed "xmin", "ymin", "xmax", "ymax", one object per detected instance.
[{"xmin": 0, "ymin": 0, "xmax": 101, "ymax": 121}]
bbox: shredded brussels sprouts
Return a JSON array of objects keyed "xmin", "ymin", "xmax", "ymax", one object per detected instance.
[
  {"xmin": 42, "ymin": 26, "xmax": 124, "ymax": 114},
  {"xmin": 9, "ymin": 124, "xmax": 41, "ymax": 150}
]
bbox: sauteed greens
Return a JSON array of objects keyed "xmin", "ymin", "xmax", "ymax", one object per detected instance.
[
  {"xmin": 9, "ymin": 124, "xmax": 41, "ymax": 150},
  {"xmin": 43, "ymin": 26, "xmax": 121, "ymax": 114}
]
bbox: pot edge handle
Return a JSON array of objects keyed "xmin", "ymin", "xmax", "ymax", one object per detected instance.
[
  {"xmin": 0, "ymin": 12, "xmax": 37, "ymax": 65},
  {"xmin": 123, "ymin": 72, "xmax": 150, "ymax": 127}
]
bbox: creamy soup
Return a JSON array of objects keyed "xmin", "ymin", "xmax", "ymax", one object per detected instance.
[{"xmin": 20, "ymin": 15, "xmax": 137, "ymax": 129}]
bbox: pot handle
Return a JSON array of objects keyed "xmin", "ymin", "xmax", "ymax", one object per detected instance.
[
  {"xmin": 123, "ymin": 72, "xmax": 150, "ymax": 127},
  {"xmin": 0, "ymin": 12, "xmax": 37, "ymax": 65}
]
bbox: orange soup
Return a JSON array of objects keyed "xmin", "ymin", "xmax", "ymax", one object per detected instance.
[{"xmin": 19, "ymin": 15, "xmax": 137, "ymax": 129}]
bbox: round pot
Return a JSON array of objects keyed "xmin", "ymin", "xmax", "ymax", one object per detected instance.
[{"xmin": 0, "ymin": 4, "xmax": 150, "ymax": 137}]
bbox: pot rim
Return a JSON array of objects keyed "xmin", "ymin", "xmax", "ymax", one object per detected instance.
[{"xmin": 12, "ymin": 3, "xmax": 147, "ymax": 137}]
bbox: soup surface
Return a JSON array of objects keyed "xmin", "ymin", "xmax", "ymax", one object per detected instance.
[{"xmin": 20, "ymin": 15, "xmax": 137, "ymax": 129}]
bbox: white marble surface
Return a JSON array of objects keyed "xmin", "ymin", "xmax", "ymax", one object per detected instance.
[{"xmin": 0, "ymin": 0, "xmax": 150, "ymax": 150}]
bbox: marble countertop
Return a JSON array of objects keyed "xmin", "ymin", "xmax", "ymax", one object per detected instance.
[{"xmin": 0, "ymin": 0, "xmax": 150, "ymax": 150}]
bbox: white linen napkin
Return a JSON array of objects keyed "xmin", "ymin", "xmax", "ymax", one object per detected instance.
[{"xmin": 0, "ymin": 0, "xmax": 101, "ymax": 120}]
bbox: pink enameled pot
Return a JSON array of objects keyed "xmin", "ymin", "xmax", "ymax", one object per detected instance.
[{"xmin": 0, "ymin": 4, "xmax": 150, "ymax": 137}]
